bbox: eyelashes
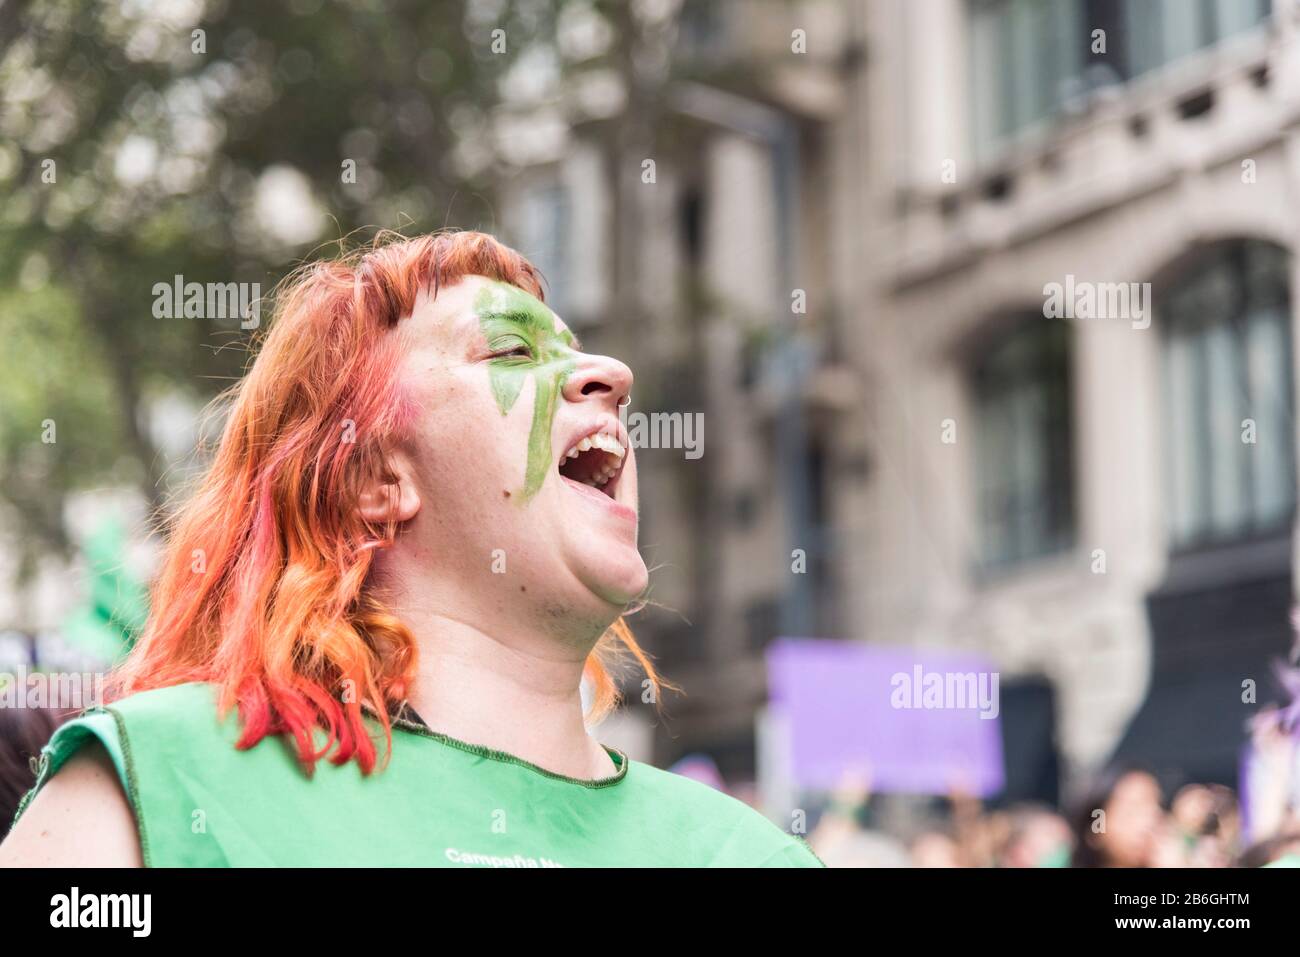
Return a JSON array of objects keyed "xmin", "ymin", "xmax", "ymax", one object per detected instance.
[
  {"xmin": 488, "ymin": 340, "xmax": 534, "ymax": 360},
  {"xmin": 484, "ymin": 337, "xmax": 584, "ymax": 363}
]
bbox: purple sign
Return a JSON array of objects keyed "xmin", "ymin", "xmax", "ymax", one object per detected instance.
[{"xmin": 766, "ymin": 639, "xmax": 1005, "ymax": 796}]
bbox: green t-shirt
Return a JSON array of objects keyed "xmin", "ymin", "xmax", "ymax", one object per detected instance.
[{"xmin": 15, "ymin": 682, "xmax": 823, "ymax": 868}]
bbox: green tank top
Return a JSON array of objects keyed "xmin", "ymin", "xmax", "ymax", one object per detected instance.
[{"xmin": 15, "ymin": 682, "xmax": 823, "ymax": 868}]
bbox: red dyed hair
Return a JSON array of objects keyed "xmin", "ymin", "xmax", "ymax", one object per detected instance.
[{"xmin": 111, "ymin": 230, "xmax": 665, "ymax": 773}]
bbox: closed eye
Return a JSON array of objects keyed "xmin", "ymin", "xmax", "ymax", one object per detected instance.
[{"xmin": 490, "ymin": 345, "xmax": 533, "ymax": 360}]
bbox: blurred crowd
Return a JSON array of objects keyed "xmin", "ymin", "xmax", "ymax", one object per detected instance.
[{"xmin": 807, "ymin": 740, "xmax": 1300, "ymax": 869}]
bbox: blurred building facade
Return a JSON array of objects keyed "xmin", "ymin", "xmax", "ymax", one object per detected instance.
[
  {"xmin": 849, "ymin": 0, "xmax": 1297, "ymax": 795},
  {"xmin": 502, "ymin": 0, "xmax": 1300, "ymax": 798}
]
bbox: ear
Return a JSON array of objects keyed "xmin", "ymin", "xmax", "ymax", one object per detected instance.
[{"xmin": 358, "ymin": 452, "xmax": 421, "ymax": 525}]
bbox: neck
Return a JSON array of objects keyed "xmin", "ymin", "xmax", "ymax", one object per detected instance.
[{"xmin": 392, "ymin": 604, "xmax": 617, "ymax": 780}]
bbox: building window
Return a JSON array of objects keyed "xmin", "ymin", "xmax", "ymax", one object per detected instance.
[
  {"xmin": 678, "ymin": 0, "xmax": 727, "ymax": 62},
  {"xmin": 1161, "ymin": 241, "xmax": 1294, "ymax": 550},
  {"xmin": 970, "ymin": 0, "xmax": 1081, "ymax": 158},
  {"xmin": 970, "ymin": 0, "xmax": 1271, "ymax": 158},
  {"xmin": 1126, "ymin": 0, "xmax": 1272, "ymax": 79},
  {"xmin": 973, "ymin": 318, "xmax": 1075, "ymax": 568}
]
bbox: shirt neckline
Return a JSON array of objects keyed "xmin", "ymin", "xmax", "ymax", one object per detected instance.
[{"xmin": 363, "ymin": 699, "xmax": 629, "ymax": 790}]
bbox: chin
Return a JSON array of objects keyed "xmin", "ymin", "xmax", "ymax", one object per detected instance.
[{"xmin": 580, "ymin": 550, "xmax": 649, "ymax": 610}]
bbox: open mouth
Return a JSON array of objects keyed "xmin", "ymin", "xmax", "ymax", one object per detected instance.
[{"xmin": 558, "ymin": 429, "xmax": 624, "ymax": 499}]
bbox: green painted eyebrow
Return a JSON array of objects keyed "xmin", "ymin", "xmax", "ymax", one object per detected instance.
[
  {"xmin": 474, "ymin": 281, "xmax": 582, "ymax": 502},
  {"xmin": 477, "ymin": 308, "xmax": 582, "ymax": 352}
]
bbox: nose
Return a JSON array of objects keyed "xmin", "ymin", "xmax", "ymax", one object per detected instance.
[{"xmin": 563, "ymin": 351, "xmax": 633, "ymax": 407}]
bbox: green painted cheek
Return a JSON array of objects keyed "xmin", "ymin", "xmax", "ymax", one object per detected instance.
[
  {"xmin": 476, "ymin": 284, "xmax": 577, "ymax": 503},
  {"xmin": 521, "ymin": 371, "xmax": 564, "ymax": 500}
]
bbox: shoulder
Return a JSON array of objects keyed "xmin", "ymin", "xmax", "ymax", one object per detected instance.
[
  {"xmin": 623, "ymin": 757, "xmax": 748, "ymax": 809},
  {"xmin": 625, "ymin": 760, "xmax": 825, "ymax": 867},
  {"xmin": 0, "ymin": 682, "xmax": 223, "ymax": 868},
  {"xmin": 0, "ymin": 733, "xmax": 142, "ymax": 867},
  {"xmin": 47, "ymin": 682, "xmax": 229, "ymax": 786},
  {"xmin": 97, "ymin": 681, "xmax": 237, "ymax": 759},
  {"xmin": 38, "ymin": 682, "xmax": 233, "ymax": 781}
]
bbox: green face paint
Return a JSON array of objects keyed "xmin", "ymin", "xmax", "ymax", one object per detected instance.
[{"xmin": 474, "ymin": 281, "xmax": 577, "ymax": 503}]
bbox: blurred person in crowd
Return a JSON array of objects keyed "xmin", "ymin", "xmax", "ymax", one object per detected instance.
[
  {"xmin": 808, "ymin": 767, "xmax": 910, "ymax": 867},
  {"xmin": 0, "ymin": 703, "xmax": 63, "ymax": 842},
  {"xmin": 948, "ymin": 785, "xmax": 1002, "ymax": 868},
  {"xmin": 998, "ymin": 804, "xmax": 1072, "ymax": 868},
  {"xmin": 1240, "ymin": 630, "xmax": 1300, "ymax": 850},
  {"xmin": 1244, "ymin": 711, "xmax": 1300, "ymax": 842},
  {"xmin": 911, "ymin": 829, "xmax": 962, "ymax": 868},
  {"xmin": 1171, "ymin": 783, "xmax": 1239, "ymax": 867},
  {"xmin": 1070, "ymin": 766, "xmax": 1181, "ymax": 867},
  {"xmin": 1237, "ymin": 831, "xmax": 1300, "ymax": 867},
  {"xmin": 0, "ymin": 232, "xmax": 821, "ymax": 868}
]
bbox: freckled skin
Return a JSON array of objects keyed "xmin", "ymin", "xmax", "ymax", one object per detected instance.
[{"xmin": 475, "ymin": 281, "xmax": 578, "ymax": 503}]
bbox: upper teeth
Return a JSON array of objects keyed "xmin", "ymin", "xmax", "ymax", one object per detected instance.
[
  {"xmin": 565, "ymin": 431, "xmax": 624, "ymax": 461},
  {"xmin": 564, "ymin": 430, "xmax": 625, "ymax": 487}
]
